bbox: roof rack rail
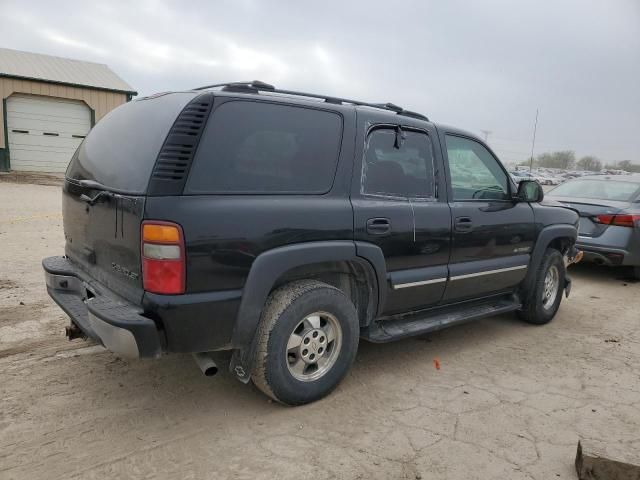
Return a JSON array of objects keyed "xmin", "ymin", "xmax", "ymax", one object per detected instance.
[{"xmin": 192, "ymin": 81, "xmax": 429, "ymax": 121}]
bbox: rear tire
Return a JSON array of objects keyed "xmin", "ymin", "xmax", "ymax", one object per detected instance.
[
  {"xmin": 633, "ymin": 266, "xmax": 640, "ymax": 280},
  {"xmin": 518, "ymin": 248, "xmax": 565, "ymax": 325},
  {"xmin": 251, "ymin": 280, "xmax": 359, "ymax": 406}
]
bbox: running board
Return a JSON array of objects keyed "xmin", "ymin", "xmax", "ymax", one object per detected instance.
[{"xmin": 362, "ymin": 297, "xmax": 521, "ymax": 343}]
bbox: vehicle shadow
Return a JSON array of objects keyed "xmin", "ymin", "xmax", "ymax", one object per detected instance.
[
  {"xmin": 65, "ymin": 310, "xmax": 523, "ymax": 415},
  {"xmin": 43, "ymin": 260, "xmax": 638, "ymax": 418},
  {"xmin": 569, "ymin": 261, "xmax": 639, "ymax": 284}
]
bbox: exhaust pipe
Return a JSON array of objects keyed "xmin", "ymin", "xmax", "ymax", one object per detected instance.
[{"xmin": 193, "ymin": 352, "xmax": 218, "ymax": 377}]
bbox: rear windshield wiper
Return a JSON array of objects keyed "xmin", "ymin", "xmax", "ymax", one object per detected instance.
[
  {"xmin": 79, "ymin": 190, "xmax": 114, "ymax": 206},
  {"xmin": 74, "ymin": 179, "xmax": 137, "ymax": 205},
  {"xmin": 76, "ymin": 179, "xmax": 118, "ymax": 205},
  {"xmin": 78, "ymin": 179, "xmax": 112, "ymax": 191}
]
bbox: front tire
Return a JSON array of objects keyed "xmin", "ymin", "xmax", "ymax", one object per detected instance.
[
  {"xmin": 251, "ymin": 280, "xmax": 359, "ymax": 405},
  {"xmin": 518, "ymin": 248, "xmax": 565, "ymax": 325}
]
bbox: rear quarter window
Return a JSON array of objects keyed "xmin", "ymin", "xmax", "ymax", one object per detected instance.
[{"xmin": 185, "ymin": 101, "xmax": 343, "ymax": 194}]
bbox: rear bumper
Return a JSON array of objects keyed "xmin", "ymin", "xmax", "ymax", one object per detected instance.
[
  {"xmin": 43, "ymin": 256, "xmax": 162, "ymax": 358},
  {"xmin": 575, "ymin": 241, "xmax": 639, "ymax": 267},
  {"xmin": 576, "ymin": 226, "xmax": 640, "ymax": 267}
]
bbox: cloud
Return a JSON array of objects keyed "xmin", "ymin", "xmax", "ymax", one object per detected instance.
[
  {"xmin": 0, "ymin": 0, "xmax": 638, "ymax": 163},
  {"xmin": 41, "ymin": 30, "xmax": 109, "ymax": 57}
]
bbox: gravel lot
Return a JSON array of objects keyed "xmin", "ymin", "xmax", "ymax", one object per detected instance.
[{"xmin": 1, "ymin": 181, "xmax": 639, "ymax": 480}]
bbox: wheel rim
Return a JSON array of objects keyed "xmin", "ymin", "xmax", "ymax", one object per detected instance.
[
  {"xmin": 286, "ymin": 311, "xmax": 343, "ymax": 382},
  {"xmin": 542, "ymin": 265, "xmax": 559, "ymax": 309}
]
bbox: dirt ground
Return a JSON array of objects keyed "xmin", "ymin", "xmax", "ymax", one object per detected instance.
[{"xmin": 1, "ymin": 181, "xmax": 639, "ymax": 480}]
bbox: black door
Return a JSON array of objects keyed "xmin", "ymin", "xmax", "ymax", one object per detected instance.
[
  {"xmin": 352, "ymin": 116, "xmax": 451, "ymax": 315},
  {"xmin": 440, "ymin": 133, "xmax": 534, "ymax": 302}
]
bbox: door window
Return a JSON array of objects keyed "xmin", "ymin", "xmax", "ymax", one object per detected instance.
[
  {"xmin": 362, "ymin": 128, "xmax": 435, "ymax": 198},
  {"xmin": 445, "ymin": 135, "xmax": 509, "ymax": 201}
]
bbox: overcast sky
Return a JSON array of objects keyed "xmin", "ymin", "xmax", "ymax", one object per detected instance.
[{"xmin": 2, "ymin": 0, "xmax": 638, "ymax": 165}]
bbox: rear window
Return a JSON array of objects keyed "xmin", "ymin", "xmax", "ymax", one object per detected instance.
[
  {"xmin": 550, "ymin": 178, "xmax": 640, "ymax": 202},
  {"xmin": 185, "ymin": 101, "xmax": 343, "ymax": 194},
  {"xmin": 66, "ymin": 92, "xmax": 197, "ymax": 193}
]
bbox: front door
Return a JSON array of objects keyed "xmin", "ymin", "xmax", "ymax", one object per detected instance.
[
  {"xmin": 352, "ymin": 118, "xmax": 451, "ymax": 315},
  {"xmin": 440, "ymin": 133, "xmax": 534, "ymax": 302}
]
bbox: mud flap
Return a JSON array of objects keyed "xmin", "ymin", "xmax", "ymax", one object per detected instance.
[
  {"xmin": 564, "ymin": 276, "xmax": 572, "ymax": 298},
  {"xmin": 230, "ymin": 350, "xmax": 251, "ymax": 384}
]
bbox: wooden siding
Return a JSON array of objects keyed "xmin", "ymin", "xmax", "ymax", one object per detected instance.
[{"xmin": 0, "ymin": 77, "xmax": 127, "ymax": 149}]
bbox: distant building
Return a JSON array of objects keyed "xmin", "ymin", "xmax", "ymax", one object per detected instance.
[{"xmin": 0, "ymin": 48, "xmax": 136, "ymax": 172}]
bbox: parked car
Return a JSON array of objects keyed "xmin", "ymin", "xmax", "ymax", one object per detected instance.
[
  {"xmin": 43, "ymin": 81, "xmax": 580, "ymax": 405},
  {"xmin": 532, "ymin": 172, "xmax": 559, "ymax": 185},
  {"xmin": 547, "ymin": 175, "xmax": 640, "ymax": 279},
  {"xmin": 509, "ymin": 170, "xmax": 537, "ymax": 183}
]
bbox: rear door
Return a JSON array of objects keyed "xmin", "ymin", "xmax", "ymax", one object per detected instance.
[
  {"xmin": 440, "ymin": 132, "xmax": 534, "ymax": 302},
  {"xmin": 352, "ymin": 115, "xmax": 451, "ymax": 315}
]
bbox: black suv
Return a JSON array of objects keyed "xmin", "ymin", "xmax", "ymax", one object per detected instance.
[{"xmin": 43, "ymin": 81, "xmax": 580, "ymax": 405}]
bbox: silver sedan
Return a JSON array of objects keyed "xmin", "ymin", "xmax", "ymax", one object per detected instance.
[{"xmin": 546, "ymin": 175, "xmax": 640, "ymax": 279}]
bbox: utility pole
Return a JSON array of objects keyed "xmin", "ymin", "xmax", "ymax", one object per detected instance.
[
  {"xmin": 529, "ymin": 109, "xmax": 539, "ymax": 172},
  {"xmin": 480, "ymin": 130, "xmax": 491, "ymax": 142}
]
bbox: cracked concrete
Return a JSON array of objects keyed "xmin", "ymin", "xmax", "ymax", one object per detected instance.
[{"xmin": 1, "ymin": 182, "xmax": 639, "ymax": 480}]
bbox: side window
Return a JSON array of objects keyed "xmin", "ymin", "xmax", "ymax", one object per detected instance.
[
  {"xmin": 362, "ymin": 128, "xmax": 435, "ymax": 198},
  {"xmin": 445, "ymin": 135, "xmax": 509, "ymax": 201},
  {"xmin": 185, "ymin": 101, "xmax": 343, "ymax": 194}
]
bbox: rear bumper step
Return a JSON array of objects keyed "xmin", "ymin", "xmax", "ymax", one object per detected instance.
[
  {"xmin": 362, "ymin": 296, "xmax": 521, "ymax": 343},
  {"xmin": 43, "ymin": 256, "xmax": 162, "ymax": 358}
]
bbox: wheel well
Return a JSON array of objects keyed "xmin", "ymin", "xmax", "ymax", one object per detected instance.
[
  {"xmin": 272, "ymin": 260, "xmax": 377, "ymax": 327},
  {"xmin": 548, "ymin": 236, "xmax": 573, "ymax": 256}
]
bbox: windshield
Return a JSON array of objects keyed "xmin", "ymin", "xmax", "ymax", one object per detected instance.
[{"xmin": 550, "ymin": 178, "xmax": 640, "ymax": 202}]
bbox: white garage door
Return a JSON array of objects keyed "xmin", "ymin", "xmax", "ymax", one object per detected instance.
[{"xmin": 7, "ymin": 95, "xmax": 91, "ymax": 173}]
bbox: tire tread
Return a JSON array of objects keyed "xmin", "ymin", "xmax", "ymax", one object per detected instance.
[
  {"xmin": 518, "ymin": 248, "xmax": 565, "ymax": 325},
  {"xmin": 251, "ymin": 280, "xmax": 343, "ymax": 403}
]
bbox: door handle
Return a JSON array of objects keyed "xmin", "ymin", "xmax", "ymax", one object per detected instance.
[
  {"xmin": 366, "ymin": 217, "xmax": 391, "ymax": 235},
  {"xmin": 455, "ymin": 216, "xmax": 473, "ymax": 232}
]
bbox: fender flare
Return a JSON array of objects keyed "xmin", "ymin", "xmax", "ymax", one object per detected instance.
[
  {"xmin": 229, "ymin": 240, "xmax": 387, "ymax": 381},
  {"xmin": 523, "ymin": 224, "xmax": 577, "ymax": 291}
]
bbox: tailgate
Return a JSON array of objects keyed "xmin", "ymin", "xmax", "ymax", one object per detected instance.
[
  {"xmin": 63, "ymin": 180, "xmax": 145, "ymax": 304},
  {"xmin": 61, "ymin": 91, "xmax": 199, "ymax": 303}
]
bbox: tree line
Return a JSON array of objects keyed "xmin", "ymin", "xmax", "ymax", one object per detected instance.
[{"xmin": 518, "ymin": 151, "xmax": 640, "ymax": 173}]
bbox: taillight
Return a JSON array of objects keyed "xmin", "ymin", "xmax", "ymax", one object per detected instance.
[
  {"xmin": 141, "ymin": 221, "xmax": 185, "ymax": 294},
  {"xmin": 593, "ymin": 214, "xmax": 640, "ymax": 228}
]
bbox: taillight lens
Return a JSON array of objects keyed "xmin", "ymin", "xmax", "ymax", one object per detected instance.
[
  {"xmin": 594, "ymin": 214, "xmax": 640, "ymax": 228},
  {"xmin": 141, "ymin": 221, "xmax": 185, "ymax": 294}
]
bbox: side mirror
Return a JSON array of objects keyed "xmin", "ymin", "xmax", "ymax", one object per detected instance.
[{"xmin": 516, "ymin": 180, "xmax": 544, "ymax": 203}]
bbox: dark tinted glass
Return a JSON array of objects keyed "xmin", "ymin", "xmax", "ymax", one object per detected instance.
[
  {"xmin": 362, "ymin": 129, "xmax": 435, "ymax": 198},
  {"xmin": 185, "ymin": 101, "xmax": 343, "ymax": 194},
  {"xmin": 445, "ymin": 135, "xmax": 509, "ymax": 200},
  {"xmin": 66, "ymin": 92, "xmax": 196, "ymax": 193}
]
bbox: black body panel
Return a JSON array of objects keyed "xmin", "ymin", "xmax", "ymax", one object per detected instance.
[{"xmin": 144, "ymin": 194, "xmax": 354, "ymax": 293}]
